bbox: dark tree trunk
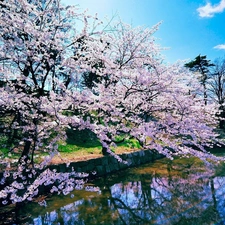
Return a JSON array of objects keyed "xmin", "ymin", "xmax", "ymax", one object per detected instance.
[
  {"xmin": 102, "ymin": 146, "xmax": 109, "ymax": 156},
  {"xmin": 19, "ymin": 140, "xmax": 31, "ymax": 163}
]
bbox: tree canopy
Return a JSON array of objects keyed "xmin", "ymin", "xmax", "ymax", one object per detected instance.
[
  {"xmin": 185, "ymin": 54, "xmax": 214, "ymax": 105},
  {"xmin": 0, "ymin": 0, "xmax": 223, "ymax": 205}
]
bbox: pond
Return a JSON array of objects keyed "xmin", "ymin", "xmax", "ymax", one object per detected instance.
[{"xmin": 2, "ymin": 156, "xmax": 225, "ymax": 225}]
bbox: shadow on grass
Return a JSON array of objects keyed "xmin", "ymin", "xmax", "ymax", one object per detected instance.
[
  {"xmin": 66, "ymin": 129, "xmax": 101, "ymax": 147},
  {"xmin": 58, "ymin": 129, "xmax": 102, "ymax": 153}
]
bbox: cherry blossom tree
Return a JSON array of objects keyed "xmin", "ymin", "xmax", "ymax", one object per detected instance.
[
  {"xmin": 0, "ymin": 0, "xmax": 102, "ymax": 205},
  {"xmin": 0, "ymin": 0, "xmax": 223, "ymax": 206},
  {"xmin": 74, "ymin": 22, "xmax": 221, "ymax": 159},
  {"xmin": 0, "ymin": 0, "xmax": 102, "ymax": 162}
]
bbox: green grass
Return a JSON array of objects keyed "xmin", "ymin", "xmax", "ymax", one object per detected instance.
[
  {"xmin": 58, "ymin": 129, "xmax": 141, "ymax": 154},
  {"xmin": 58, "ymin": 143, "xmax": 102, "ymax": 154},
  {"xmin": 112, "ymin": 138, "xmax": 141, "ymax": 150},
  {"xmin": 0, "ymin": 147, "xmax": 20, "ymax": 160},
  {"xmin": 58, "ymin": 128, "xmax": 102, "ymax": 154},
  {"xmin": 0, "ymin": 128, "xmax": 142, "ymax": 166},
  {"xmin": 0, "ymin": 147, "xmax": 8, "ymax": 155}
]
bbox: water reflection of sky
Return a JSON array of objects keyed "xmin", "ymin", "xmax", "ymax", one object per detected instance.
[{"xmin": 26, "ymin": 161, "xmax": 225, "ymax": 225}]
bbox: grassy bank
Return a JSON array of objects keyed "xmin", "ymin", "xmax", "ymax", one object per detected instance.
[{"xmin": 0, "ymin": 129, "xmax": 142, "ymax": 166}]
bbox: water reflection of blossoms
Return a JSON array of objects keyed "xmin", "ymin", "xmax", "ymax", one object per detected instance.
[{"xmin": 31, "ymin": 165, "xmax": 225, "ymax": 225}]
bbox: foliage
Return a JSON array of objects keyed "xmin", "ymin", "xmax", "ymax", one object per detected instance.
[
  {"xmin": 185, "ymin": 55, "xmax": 214, "ymax": 76},
  {"xmin": 0, "ymin": 0, "xmax": 224, "ymax": 205},
  {"xmin": 186, "ymin": 55, "xmax": 225, "ymax": 129},
  {"xmin": 185, "ymin": 54, "xmax": 214, "ymax": 105}
]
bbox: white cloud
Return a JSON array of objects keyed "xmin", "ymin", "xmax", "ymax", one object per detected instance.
[
  {"xmin": 197, "ymin": 0, "xmax": 225, "ymax": 18},
  {"xmin": 214, "ymin": 44, "xmax": 225, "ymax": 50}
]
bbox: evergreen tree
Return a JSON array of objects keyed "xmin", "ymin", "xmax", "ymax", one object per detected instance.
[{"xmin": 185, "ymin": 55, "xmax": 214, "ymax": 105}]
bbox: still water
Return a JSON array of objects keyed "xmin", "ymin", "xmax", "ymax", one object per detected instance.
[{"xmin": 2, "ymin": 156, "xmax": 225, "ymax": 225}]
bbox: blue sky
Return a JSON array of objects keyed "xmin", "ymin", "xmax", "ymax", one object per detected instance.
[{"xmin": 62, "ymin": 0, "xmax": 225, "ymax": 64}]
